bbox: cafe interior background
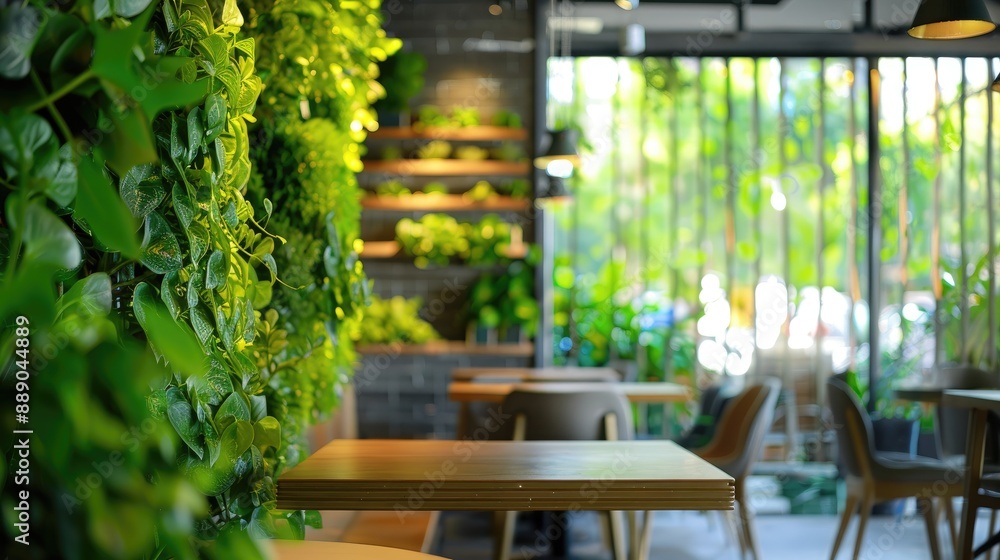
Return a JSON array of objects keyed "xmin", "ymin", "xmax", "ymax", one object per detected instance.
[{"xmin": 4, "ymin": 0, "xmax": 1000, "ymax": 558}]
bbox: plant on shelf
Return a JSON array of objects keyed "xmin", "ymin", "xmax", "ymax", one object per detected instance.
[
  {"xmin": 454, "ymin": 145, "xmax": 491, "ymax": 161},
  {"xmin": 502, "ymin": 178, "xmax": 531, "ymax": 198},
  {"xmin": 244, "ymin": 0, "xmax": 399, "ymax": 474},
  {"xmin": 468, "ymin": 262, "xmax": 540, "ymax": 341},
  {"xmin": 376, "ymin": 179, "xmax": 412, "ymax": 196},
  {"xmin": 394, "ymin": 213, "xmax": 529, "ymax": 268},
  {"xmin": 464, "ymin": 180, "xmax": 498, "ymax": 202},
  {"xmin": 416, "ymin": 139, "xmax": 453, "ymax": 159},
  {"xmin": 492, "ymin": 109, "xmax": 523, "ymax": 128},
  {"xmin": 352, "ymin": 295, "xmax": 441, "ymax": 345},
  {"xmin": 491, "ymin": 141, "xmax": 527, "ymax": 162}
]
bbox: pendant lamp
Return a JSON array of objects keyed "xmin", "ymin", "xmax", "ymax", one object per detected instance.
[{"xmin": 908, "ymin": 0, "xmax": 995, "ymax": 40}]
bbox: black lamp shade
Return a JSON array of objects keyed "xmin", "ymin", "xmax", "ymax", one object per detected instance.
[
  {"xmin": 534, "ymin": 129, "xmax": 581, "ymax": 169},
  {"xmin": 908, "ymin": 0, "xmax": 995, "ymax": 39}
]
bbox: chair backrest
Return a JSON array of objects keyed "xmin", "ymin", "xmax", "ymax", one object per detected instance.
[
  {"xmin": 827, "ymin": 374, "xmax": 875, "ymax": 479},
  {"xmin": 693, "ymin": 378, "xmax": 781, "ymax": 478},
  {"xmin": 676, "ymin": 380, "xmax": 739, "ymax": 450},
  {"xmin": 496, "ymin": 387, "xmax": 633, "ymax": 441},
  {"xmin": 936, "ymin": 366, "xmax": 999, "ymax": 458}
]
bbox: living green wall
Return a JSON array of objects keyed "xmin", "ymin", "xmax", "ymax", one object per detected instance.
[{"xmin": 0, "ymin": 0, "xmax": 392, "ymax": 556}]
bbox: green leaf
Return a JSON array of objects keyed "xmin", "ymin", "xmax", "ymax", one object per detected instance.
[
  {"xmin": 190, "ymin": 305, "xmax": 214, "ymax": 346},
  {"xmin": 15, "ymin": 198, "xmax": 81, "ymax": 271},
  {"xmin": 140, "ymin": 211, "xmax": 183, "ymax": 273},
  {"xmin": 181, "ymin": 452, "xmax": 235, "ymax": 496},
  {"xmin": 161, "ymin": 271, "xmax": 181, "ymax": 318},
  {"xmin": 187, "ymin": 106, "xmax": 204, "ymax": 159},
  {"xmin": 0, "ymin": 6, "xmax": 41, "ymax": 79},
  {"xmin": 59, "ymin": 272, "xmax": 111, "ymax": 318},
  {"xmin": 187, "ymin": 269, "xmax": 202, "ymax": 309},
  {"xmin": 120, "ymin": 164, "xmax": 165, "ymax": 220},
  {"xmin": 252, "ymin": 416, "xmax": 280, "ymax": 451},
  {"xmin": 216, "ymin": 392, "xmax": 250, "ymax": 425},
  {"xmin": 133, "ymin": 282, "xmax": 206, "ymax": 378},
  {"xmin": 187, "ymin": 222, "xmax": 210, "ymax": 264},
  {"xmin": 221, "ymin": 0, "xmax": 244, "ymax": 27},
  {"xmin": 304, "ymin": 510, "xmax": 323, "ymax": 530},
  {"xmin": 76, "ymin": 157, "xmax": 141, "ymax": 258},
  {"xmin": 40, "ymin": 144, "xmax": 77, "ymax": 207},
  {"xmin": 172, "ymin": 183, "xmax": 195, "ymax": 228},
  {"xmin": 167, "ymin": 387, "xmax": 204, "ymax": 459},
  {"xmin": 223, "ymin": 201, "xmax": 238, "ymax": 228},
  {"xmin": 205, "ymin": 249, "xmax": 228, "ymax": 290},
  {"xmin": 0, "ymin": 112, "xmax": 52, "ymax": 176},
  {"xmin": 96, "ymin": 107, "xmax": 157, "ymax": 176},
  {"xmin": 248, "ymin": 394, "xmax": 266, "ymax": 422},
  {"xmin": 93, "ymin": 0, "xmax": 154, "ymax": 19},
  {"xmin": 219, "ymin": 420, "xmax": 253, "ymax": 465},
  {"xmin": 204, "ymin": 94, "xmax": 226, "ymax": 141}
]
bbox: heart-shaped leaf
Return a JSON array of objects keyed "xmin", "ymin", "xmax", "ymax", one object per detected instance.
[
  {"xmin": 0, "ymin": 5, "xmax": 41, "ymax": 80},
  {"xmin": 76, "ymin": 157, "xmax": 140, "ymax": 258},
  {"xmin": 216, "ymin": 392, "xmax": 250, "ymax": 426},
  {"xmin": 219, "ymin": 420, "xmax": 253, "ymax": 466},
  {"xmin": 248, "ymin": 394, "xmax": 266, "ymax": 422},
  {"xmin": 186, "ymin": 222, "xmax": 210, "ymax": 265},
  {"xmin": 16, "ymin": 198, "xmax": 81, "ymax": 271},
  {"xmin": 140, "ymin": 211, "xmax": 182, "ymax": 274},
  {"xmin": 161, "ymin": 271, "xmax": 181, "ymax": 318},
  {"xmin": 205, "ymin": 249, "xmax": 228, "ymax": 290},
  {"xmin": 167, "ymin": 387, "xmax": 203, "ymax": 458},
  {"xmin": 59, "ymin": 272, "xmax": 111, "ymax": 318},
  {"xmin": 252, "ymin": 416, "xmax": 280, "ymax": 451},
  {"xmin": 172, "ymin": 183, "xmax": 195, "ymax": 229},
  {"xmin": 133, "ymin": 282, "xmax": 205, "ymax": 378},
  {"xmin": 120, "ymin": 164, "xmax": 165, "ymax": 220},
  {"xmin": 189, "ymin": 305, "xmax": 214, "ymax": 346}
]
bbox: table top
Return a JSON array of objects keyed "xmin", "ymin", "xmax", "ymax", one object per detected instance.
[
  {"xmin": 942, "ymin": 389, "xmax": 1000, "ymax": 411},
  {"xmin": 277, "ymin": 439, "xmax": 733, "ymax": 512},
  {"xmin": 894, "ymin": 385, "xmax": 949, "ymax": 403},
  {"xmin": 266, "ymin": 540, "xmax": 449, "ymax": 559},
  {"xmin": 448, "ymin": 381, "xmax": 691, "ymax": 404},
  {"xmin": 451, "ymin": 367, "xmax": 621, "ymax": 382}
]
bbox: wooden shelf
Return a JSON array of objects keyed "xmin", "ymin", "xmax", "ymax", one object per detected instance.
[
  {"xmin": 361, "ymin": 160, "xmax": 530, "ymax": 176},
  {"xmin": 360, "ymin": 240, "xmax": 528, "ymax": 261},
  {"xmin": 361, "ymin": 195, "xmax": 531, "ymax": 212},
  {"xmin": 369, "ymin": 126, "xmax": 528, "ymax": 141},
  {"xmin": 355, "ymin": 340, "xmax": 534, "ymax": 357}
]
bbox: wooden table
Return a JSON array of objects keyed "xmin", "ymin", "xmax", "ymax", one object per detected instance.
[
  {"xmin": 449, "ymin": 381, "xmax": 691, "ymax": 440},
  {"xmin": 267, "ymin": 540, "xmax": 449, "ymax": 559},
  {"xmin": 277, "ymin": 439, "xmax": 733, "ymax": 560},
  {"xmin": 448, "ymin": 381, "xmax": 691, "ymax": 405},
  {"xmin": 942, "ymin": 390, "xmax": 1000, "ymax": 560},
  {"xmin": 451, "ymin": 366, "xmax": 621, "ymax": 382}
]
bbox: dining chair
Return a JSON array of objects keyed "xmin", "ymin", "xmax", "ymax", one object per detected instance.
[
  {"xmin": 682, "ymin": 378, "xmax": 781, "ymax": 560},
  {"xmin": 675, "ymin": 379, "xmax": 739, "ymax": 451},
  {"xmin": 826, "ymin": 375, "xmax": 964, "ymax": 560},
  {"xmin": 492, "ymin": 387, "xmax": 633, "ymax": 560}
]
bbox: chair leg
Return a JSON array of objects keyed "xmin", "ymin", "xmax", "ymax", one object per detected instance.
[
  {"xmin": 608, "ymin": 510, "xmax": 627, "ymax": 560},
  {"xmin": 493, "ymin": 511, "xmax": 517, "ymax": 560},
  {"xmin": 852, "ymin": 495, "xmax": 874, "ymax": 560},
  {"xmin": 943, "ymin": 497, "xmax": 959, "ymax": 559},
  {"xmin": 989, "ymin": 510, "xmax": 998, "ymax": 560},
  {"xmin": 919, "ymin": 497, "xmax": 943, "ymax": 560},
  {"xmin": 830, "ymin": 492, "xmax": 860, "ymax": 560},
  {"xmin": 960, "ymin": 409, "xmax": 989, "ymax": 560},
  {"xmin": 725, "ymin": 509, "xmax": 747, "ymax": 557},
  {"xmin": 736, "ymin": 479, "xmax": 761, "ymax": 560},
  {"xmin": 639, "ymin": 511, "xmax": 653, "ymax": 560}
]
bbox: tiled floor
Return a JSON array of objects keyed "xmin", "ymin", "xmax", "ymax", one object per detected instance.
[
  {"xmin": 307, "ymin": 500, "xmax": 1000, "ymax": 559},
  {"xmin": 430, "ymin": 506, "xmax": 998, "ymax": 559}
]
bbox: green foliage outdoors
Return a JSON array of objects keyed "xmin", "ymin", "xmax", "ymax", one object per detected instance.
[
  {"xmin": 0, "ymin": 0, "xmax": 393, "ymax": 556},
  {"xmin": 352, "ymin": 295, "xmax": 440, "ymax": 345}
]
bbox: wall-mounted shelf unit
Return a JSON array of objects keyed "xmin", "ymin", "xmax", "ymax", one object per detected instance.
[
  {"xmin": 361, "ymin": 195, "xmax": 531, "ymax": 212},
  {"xmin": 361, "ymin": 160, "xmax": 530, "ymax": 176},
  {"xmin": 356, "ymin": 340, "xmax": 534, "ymax": 357},
  {"xmin": 359, "ymin": 240, "xmax": 529, "ymax": 261},
  {"xmin": 369, "ymin": 126, "xmax": 528, "ymax": 141}
]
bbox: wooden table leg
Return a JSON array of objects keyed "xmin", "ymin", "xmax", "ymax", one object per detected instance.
[
  {"xmin": 959, "ymin": 408, "xmax": 989, "ymax": 560},
  {"xmin": 456, "ymin": 402, "xmax": 469, "ymax": 439}
]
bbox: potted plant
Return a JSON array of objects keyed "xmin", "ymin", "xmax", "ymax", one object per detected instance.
[{"xmin": 372, "ymin": 51, "xmax": 427, "ymax": 126}]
